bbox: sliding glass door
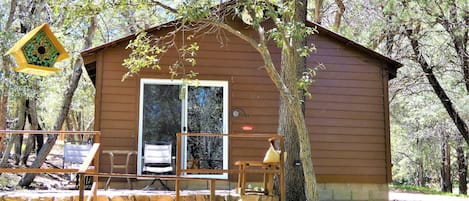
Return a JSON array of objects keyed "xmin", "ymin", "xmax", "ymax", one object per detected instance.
[{"xmin": 137, "ymin": 79, "xmax": 228, "ymax": 178}]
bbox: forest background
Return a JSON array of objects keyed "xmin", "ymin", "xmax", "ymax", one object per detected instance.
[{"xmin": 0, "ymin": 0, "xmax": 468, "ymax": 196}]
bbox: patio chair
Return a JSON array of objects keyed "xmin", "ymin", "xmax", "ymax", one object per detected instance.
[
  {"xmin": 63, "ymin": 143, "xmax": 94, "ymax": 189},
  {"xmin": 142, "ymin": 142, "xmax": 173, "ymax": 190}
]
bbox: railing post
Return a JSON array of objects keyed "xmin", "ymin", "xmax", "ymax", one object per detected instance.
[
  {"xmin": 176, "ymin": 133, "xmax": 181, "ymax": 201},
  {"xmin": 93, "ymin": 131, "xmax": 100, "ymax": 201},
  {"xmin": 79, "ymin": 173, "xmax": 85, "ymax": 201},
  {"xmin": 210, "ymin": 179, "xmax": 215, "ymax": 201},
  {"xmin": 280, "ymin": 136, "xmax": 285, "ymax": 201}
]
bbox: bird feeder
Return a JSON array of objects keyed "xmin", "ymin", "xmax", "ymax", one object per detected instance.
[{"xmin": 4, "ymin": 23, "xmax": 69, "ymax": 76}]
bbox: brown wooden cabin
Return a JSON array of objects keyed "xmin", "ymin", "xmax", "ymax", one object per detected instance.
[{"xmin": 80, "ymin": 12, "xmax": 401, "ymax": 198}]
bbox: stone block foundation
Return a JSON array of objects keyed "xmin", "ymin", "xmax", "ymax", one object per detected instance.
[{"xmin": 318, "ymin": 183, "xmax": 388, "ymax": 201}]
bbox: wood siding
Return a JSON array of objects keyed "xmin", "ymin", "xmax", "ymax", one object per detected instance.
[{"xmin": 93, "ymin": 26, "xmax": 390, "ymax": 184}]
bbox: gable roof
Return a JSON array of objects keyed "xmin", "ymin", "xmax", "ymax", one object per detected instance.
[{"xmin": 81, "ymin": 10, "xmax": 402, "ymax": 79}]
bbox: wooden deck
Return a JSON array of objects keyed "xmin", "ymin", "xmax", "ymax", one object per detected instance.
[{"xmin": 0, "ymin": 189, "xmax": 278, "ymax": 201}]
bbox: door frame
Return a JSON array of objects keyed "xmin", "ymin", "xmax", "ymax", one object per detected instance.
[{"xmin": 137, "ymin": 78, "xmax": 229, "ymax": 178}]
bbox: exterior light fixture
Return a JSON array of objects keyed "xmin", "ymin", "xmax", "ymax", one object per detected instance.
[
  {"xmin": 4, "ymin": 23, "xmax": 69, "ymax": 76},
  {"xmin": 242, "ymin": 125, "xmax": 254, "ymax": 131}
]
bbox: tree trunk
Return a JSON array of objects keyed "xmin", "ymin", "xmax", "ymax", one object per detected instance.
[
  {"xmin": 416, "ymin": 158, "xmax": 425, "ymax": 187},
  {"xmin": 441, "ymin": 134, "xmax": 452, "ymax": 192},
  {"xmin": 0, "ymin": 95, "xmax": 6, "ymax": 152},
  {"xmin": 18, "ymin": 58, "xmax": 84, "ymax": 186},
  {"xmin": 314, "ymin": 0, "xmax": 323, "ymax": 24},
  {"xmin": 0, "ymin": 96, "xmax": 27, "ymax": 168},
  {"xmin": 457, "ymin": 139, "xmax": 467, "ymax": 195},
  {"xmin": 436, "ymin": 2, "xmax": 468, "ymax": 94},
  {"xmin": 13, "ymin": 97, "xmax": 27, "ymax": 165},
  {"xmin": 405, "ymin": 28, "xmax": 469, "ymax": 145},
  {"xmin": 21, "ymin": 98, "xmax": 43, "ymax": 166},
  {"xmin": 206, "ymin": 1, "xmax": 319, "ymax": 199},
  {"xmin": 0, "ymin": 0, "xmax": 18, "ymax": 154},
  {"xmin": 279, "ymin": 1, "xmax": 318, "ymax": 200},
  {"xmin": 279, "ymin": 0, "xmax": 307, "ymax": 200},
  {"xmin": 332, "ymin": 0, "xmax": 345, "ymax": 32}
]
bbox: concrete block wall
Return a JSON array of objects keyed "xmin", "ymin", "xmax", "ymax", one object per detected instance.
[{"xmin": 317, "ymin": 183, "xmax": 388, "ymax": 201}]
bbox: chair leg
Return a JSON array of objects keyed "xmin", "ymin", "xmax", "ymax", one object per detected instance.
[
  {"xmin": 143, "ymin": 178, "xmax": 170, "ymax": 190},
  {"xmin": 143, "ymin": 179, "xmax": 157, "ymax": 190},
  {"xmin": 239, "ymin": 164, "xmax": 246, "ymax": 195},
  {"xmin": 158, "ymin": 179, "xmax": 171, "ymax": 190},
  {"xmin": 263, "ymin": 172, "xmax": 274, "ymax": 195},
  {"xmin": 127, "ymin": 177, "xmax": 133, "ymax": 190},
  {"xmin": 105, "ymin": 177, "xmax": 112, "ymax": 190}
]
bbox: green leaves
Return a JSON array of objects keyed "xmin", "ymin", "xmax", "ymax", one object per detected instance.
[
  {"xmin": 169, "ymin": 42, "xmax": 200, "ymax": 80},
  {"xmin": 297, "ymin": 64, "xmax": 324, "ymax": 99},
  {"xmin": 122, "ymin": 31, "xmax": 166, "ymax": 81},
  {"xmin": 178, "ymin": 0, "xmax": 213, "ymax": 23}
]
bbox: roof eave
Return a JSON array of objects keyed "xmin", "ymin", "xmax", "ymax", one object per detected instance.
[
  {"xmin": 81, "ymin": 18, "xmax": 403, "ymax": 79},
  {"xmin": 306, "ymin": 21, "xmax": 403, "ymax": 79}
]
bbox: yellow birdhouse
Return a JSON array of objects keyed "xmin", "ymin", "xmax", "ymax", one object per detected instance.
[{"xmin": 4, "ymin": 23, "xmax": 69, "ymax": 76}]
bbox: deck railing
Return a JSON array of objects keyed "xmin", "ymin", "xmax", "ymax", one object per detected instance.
[
  {"xmin": 175, "ymin": 133, "xmax": 285, "ymax": 201},
  {"xmin": 0, "ymin": 131, "xmax": 284, "ymax": 201},
  {"xmin": 0, "ymin": 130, "xmax": 101, "ymax": 201}
]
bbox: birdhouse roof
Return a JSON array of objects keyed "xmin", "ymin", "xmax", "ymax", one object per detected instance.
[{"xmin": 5, "ymin": 23, "xmax": 69, "ymax": 62}]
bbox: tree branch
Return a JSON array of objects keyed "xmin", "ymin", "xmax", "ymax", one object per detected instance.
[
  {"xmin": 202, "ymin": 19, "xmax": 293, "ymax": 103},
  {"xmin": 150, "ymin": 0, "xmax": 178, "ymax": 14},
  {"xmin": 6, "ymin": 0, "xmax": 17, "ymax": 29}
]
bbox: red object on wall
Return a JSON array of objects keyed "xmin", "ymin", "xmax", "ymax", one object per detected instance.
[{"xmin": 242, "ymin": 125, "xmax": 253, "ymax": 131}]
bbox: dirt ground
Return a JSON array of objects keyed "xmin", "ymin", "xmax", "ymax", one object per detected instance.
[
  {"xmin": 389, "ymin": 191, "xmax": 469, "ymax": 201},
  {"xmin": 0, "ymin": 151, "xmax": 74, "ymax": 191}
]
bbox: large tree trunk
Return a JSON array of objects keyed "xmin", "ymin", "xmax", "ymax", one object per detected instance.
[
  {"xmin": 280, "ymin": 1, "xmax": 318, "ymax": 200},
  {"xmin": 280, "ymin": 0, "xmax": 307, "ymax": 200},
  {"xmin": 18, "ymin": 16, "xmax": 97, "ymax": 186},
  {"xmin": 441, "ymin": 134, "xmax": 452, "ymax": 192},
  {"xmin": 456, "ymin": 139, "xmax": 467, "ymax": 195},
  {"xmin": 206, "ymin": 1, "xmax": 319, "ymax": 199}
]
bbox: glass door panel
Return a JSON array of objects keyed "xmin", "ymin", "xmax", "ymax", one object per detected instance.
[
  {"xmin": 186, "ymin": 86, "xmax": 224, "ymax": 171},
  {"xmin": 139, "ymin": 83, "xmax": 180, "ymax": 175}
]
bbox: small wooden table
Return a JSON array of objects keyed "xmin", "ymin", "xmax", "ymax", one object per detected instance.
[
  {"xmin": 103, "ymin": 150, "xmax": 137, "ymax": 189},
  {"xmin": 234, "ymin": 160, "xmax": 280, "ymax": 195}
]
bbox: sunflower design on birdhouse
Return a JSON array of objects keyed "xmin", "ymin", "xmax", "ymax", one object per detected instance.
[{"xmin": 4, "ymin": 23, "xmax": 69, "ymax": 76}]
